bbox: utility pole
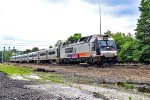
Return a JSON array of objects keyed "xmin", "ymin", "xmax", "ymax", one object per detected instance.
[
  {"xmin": 1, "ymin": 50, "xmax": 3, "ymax": 63},
  {"xmin": 98, "ymin": 0, "xmax": 101, "ymax": 35},
  {"xmin": 1, "ymin": 47, "xmax": 5, "ymax": 63}
]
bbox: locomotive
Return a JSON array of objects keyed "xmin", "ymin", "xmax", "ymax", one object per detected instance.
[{"xmin": 10, "ymin": 34, "xmax": 117, "ymax": 65}]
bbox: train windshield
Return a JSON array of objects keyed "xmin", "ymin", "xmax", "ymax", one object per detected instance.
[{"xmin": 99, "ymin": 40, "xmax": 116, "ymax": 50}]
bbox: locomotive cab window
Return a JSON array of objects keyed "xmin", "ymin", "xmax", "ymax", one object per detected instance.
[{"xmin": 99, "ymin": 40, "xmax": 116, "ymax": 50}]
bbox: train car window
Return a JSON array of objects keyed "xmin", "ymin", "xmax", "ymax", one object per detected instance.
[
  {"xmin": 73, "ymin": 48, "xmax": 76, "ymax": 53},
  {"xmin": 49, "ymin": 51, "xmax": 55, "ymax": 55},
  {"xmin": 40, "ymin": 53, "xmax": 46, "ymax": 56},
  {"xmin": 29, "ymin": 55, "xmax": 32, "ymax": 57},
  {"xmin": 33, "ymin": 54, "xmax": 37, "ymax": 57},
  {"xmin": 65, "ymin": 47, "xmax": 73, "ymax": 53}
]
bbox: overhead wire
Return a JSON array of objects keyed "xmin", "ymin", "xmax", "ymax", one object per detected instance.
[{"xmin": 0, "ymin": 40, "xmax": 52, "ymax": 47}]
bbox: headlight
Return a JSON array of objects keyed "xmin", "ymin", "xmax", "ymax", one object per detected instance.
[{"xmin": 114, "ymin": 54, "xmax": 117, "ymax": 56}]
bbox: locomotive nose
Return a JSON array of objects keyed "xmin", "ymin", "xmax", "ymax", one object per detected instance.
[
  {"xmin": 106, "ymin": 46, "xmax": 110, "ymax": 50},
  {"xmin": 101, "ymin": 51, "xmax": 117, "ymax": 58}
]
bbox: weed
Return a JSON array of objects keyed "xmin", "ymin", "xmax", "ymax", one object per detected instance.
[
  {"xmin": 78, "ymin": 86, "xmax": 81, "ymax": 89},
  {"xmin": 93, "ymin": 92, "xmax": 108, "ymax": 100},
  {"xmin": 93, "ymin": 92, "xmax": 103, "ymax": 98},
  {"xmin": 36, "ymin": 72, "xmax": 64, "ymax": 83},
  {"xmin": 147, "ymin": 93, "xmax": 150, "ymax": 98},
  {"xmin": 138, "ymin": 87, "xmax": 150, "ymax": 93},
  {"xmin": 117, "ymin": 82, "xmax": 134, "ymax": 89},
  {"xmin": 128, "ymin": 96, "xmax": 132, "ymax": 100}
]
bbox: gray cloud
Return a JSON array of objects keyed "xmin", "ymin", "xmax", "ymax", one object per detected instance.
[
  {"xmin": 1, "ymin": 35, "xmax": 22, "ymax": 41},
  {"xmin": 82, "ymin": 0, "xmax": 140, "ymax": 16},
  {"xmin": 42, "ymin": 0, "xmax": 67, "ymax": 4}
]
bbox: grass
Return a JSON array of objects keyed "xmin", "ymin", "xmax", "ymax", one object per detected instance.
[
  {"xmin": 0, "ymin": 64, "xmax": 65, "ymax": 83},
  {"xmin": 117, "ymin": 82, "xmax": 134, "ymax": 89},
  {"xmin": 93, "ymin": 92, "xmax": 102, "ymax": 98},
  {"xmin": 0, "ymin": 64, "xmax": 33, "ymax": 75},
  {"xmin": 147, "ymin": 93, "xmax": 150, "ymax": 98},
  {"xmin": 0, "ymin": 64, "xmax": 64, "ymax": 83},
  {"xmin": 93, "ymin": 92, "xmax": 108, "ymax": 99},
  {"xmin": 36, "ymin": 72, "xmax": 64, "ymax": 83},
  {"xmin": 65, "ymin": 76, "xmax": 95, "ymax": 84}
]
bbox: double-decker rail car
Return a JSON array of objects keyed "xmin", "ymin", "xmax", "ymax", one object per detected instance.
[
  {"xmin": 15, "ymin": 55, "xmax": 21, "ymax": 63},
  {"xmin": 18, "ymin": 55, "xmax": 23, "ymax": 62},
  {"xmin": 38, "ymin": 48, "xmax": 58, "ymax": 63},
  {"xmin": 32, "ymin": 52, "xmax": 38, "ymax": 63},
  {"xmin": 46, "ymin": 48, "xmax": 59, "ymax": 63},
  {"xmin": 22, "ymin": 54, "xmax": 28, "ymax": 63},
  {"xmin": 27, "ymin": 53, "xmax": 33, "ymax": 63},
  {"xmin": 38, "ymin": 49, "xmax": 47, "ymax": 61},
  {"xmin": 10, "ymin": 56, "xmax": 15, "ymax": 62}
]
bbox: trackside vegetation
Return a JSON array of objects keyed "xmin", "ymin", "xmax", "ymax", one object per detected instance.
[
  {"xmin": 0, "ymin": 64, "xmax": 32, "ymax": 75},
  {"xmin": 0, "ymin": 64, "xmax": 64, "ymax": 83},
  {"xmin": 104, "ymin": 0, "xmax": 150, "ymax": 63},
  {"xmin": 36, "ymin": 72, "xmax": 64, "ymax": 83}
]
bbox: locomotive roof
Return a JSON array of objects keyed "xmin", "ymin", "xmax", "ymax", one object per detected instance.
[{"xmin": 61, "ymin": 34, "xmax": 113, "ymax": 47}]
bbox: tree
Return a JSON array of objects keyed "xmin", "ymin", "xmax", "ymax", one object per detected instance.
[
  {"xmin": 54, "ymin": 40, "xmax": 63, "ymax": 47},
  {"xmin": 49, "ymin": 45, "xmax": 53, "ymax": 48},
  {"xmin": 104, "ymin": 31, "xmax": 135, "ymax": 62},
  {"xmin": 11, "ymin": 48, "xmax": 17, "ymax": 53},
  {"xmin": 104, "ymin": 31, "xmax": 125, "ymax": 51},
  {"xmin": 24, "ymin": 49, "xmax": 31, "ymax": 54},
  {"xmin": 135, "ymin": 0, "xmax": 150, "ymax": 63},
  {"xmin": 0, "ymin": 50, "xmax": 12, "ymax": 61},
  {"xmin": 65, "ymin": 33, "xmax": 82, "ymax": 44},
  {"xmin": 32, "ymin": 47, "xmax": 39, "ymax": 52}
]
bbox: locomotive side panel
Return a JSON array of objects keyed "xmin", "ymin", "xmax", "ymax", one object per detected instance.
[{"xmin": 78, "ymin": 43, "xmax": 91, "ymax": 58}]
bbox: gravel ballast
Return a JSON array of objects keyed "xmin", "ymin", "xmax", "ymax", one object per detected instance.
[{"xmin": 0, "ymin": 72, "xmax": 63, "ymax": 100}]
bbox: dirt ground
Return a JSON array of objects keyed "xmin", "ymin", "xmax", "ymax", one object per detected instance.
[
  {"xmin": 13, "ymin": 63, "xmax": 150, "ymax": 83},
  {"xmin": 5, "ymin": 63, "xmax": 150, "ymax": 100}
]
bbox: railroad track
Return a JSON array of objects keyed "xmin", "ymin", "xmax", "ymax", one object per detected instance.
[{"xmin": 7, "ymin": 62, "xmax": 149, "ymax": 69}]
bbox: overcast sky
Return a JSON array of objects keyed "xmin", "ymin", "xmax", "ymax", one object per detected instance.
[{"xmin": 0, "ymin": 0, "xmax": 141, "ymax": 51}]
